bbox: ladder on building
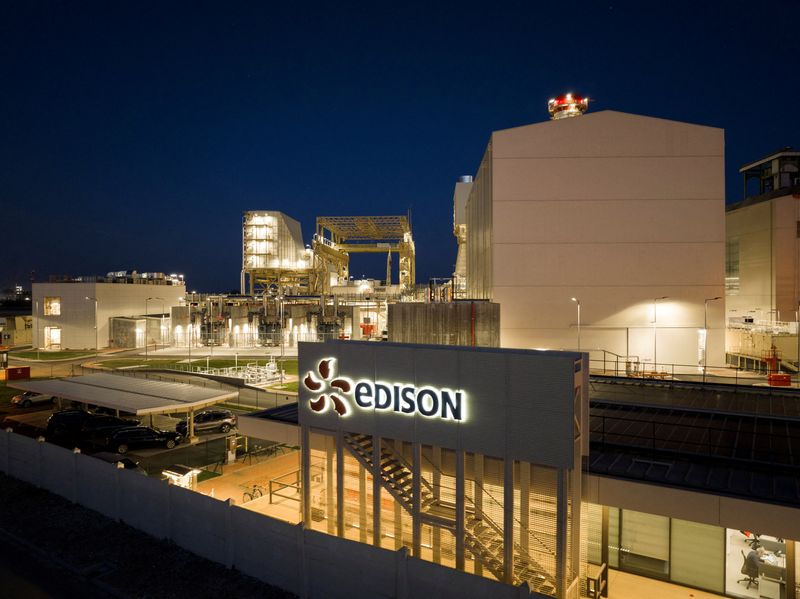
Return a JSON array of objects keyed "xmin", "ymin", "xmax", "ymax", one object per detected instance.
[{"xmin": 343, "ymin": 433, "xmax": 557, "ymax": 595}]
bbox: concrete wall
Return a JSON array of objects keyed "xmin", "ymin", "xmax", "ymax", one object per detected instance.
[
  {"xmin": 466, "ymin": 145, "xmax": 493, "ymax": 300},
  {"xmin": 726, "ymin": 193, "xmax": 800, "ymax": 325},
  {"xmin": 388, "ymin": 301, "xmax": 500, "ymax": 347},
  {"xmin": 0, "ymin": 430, "xmax": 540, "ymax": 599},
  {"xmin": 32, "ymin": 282, "xmax": 184, "ymax": 349},
  {"xmin": 466, "ymin": 110, "xmax": 726, "ymax": 369}
]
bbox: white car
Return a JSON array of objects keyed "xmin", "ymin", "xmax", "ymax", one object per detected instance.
[{"xmin": 11, "ymin": 391, "xmax": 55, "ymax": 408}]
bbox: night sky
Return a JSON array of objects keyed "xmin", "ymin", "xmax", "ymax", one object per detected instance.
[{"xmin": 2, "ymin": 1, "xmax": 798, "ymax": 292}]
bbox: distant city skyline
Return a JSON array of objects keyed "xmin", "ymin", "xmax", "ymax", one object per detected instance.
[{"xmin": 2, "ymin": 1, "xmax": 798, "ymax": 291}]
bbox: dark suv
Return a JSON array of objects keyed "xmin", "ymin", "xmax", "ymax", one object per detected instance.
[
  {"xmin": 104, "ymin": 426, "xmax": 183, "ymax": 454},
  {"xmin": 176, "ymin": 409, "xmax": 237, "ymax": 436},
  {"xmin": 46, "ymin": 410, "xmax": 139, "ymax": 448}
]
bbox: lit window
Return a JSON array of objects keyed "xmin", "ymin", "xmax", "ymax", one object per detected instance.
[
  {"xmin": 44, "ymin": 297, "xmax": 61, "ymax": 316},
  {"xmin": 725, "ymin": 240, "xmax": 740, "ymax": 294}
]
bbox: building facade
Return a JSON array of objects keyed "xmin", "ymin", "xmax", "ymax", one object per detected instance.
[
  {"xmin": 463, "ymin": 110, "xmax": 726, "ymax": 371},
  {"xmin": 725, "ymin": 148, "xmax": 800, "ymax": 365},
  {"xmin": 32, "ymin": 275, "xmax": 185, "ymax": 350},
  {"xmin": 298, "ymin": 340, "xmax": 587, "ymax": 597}
]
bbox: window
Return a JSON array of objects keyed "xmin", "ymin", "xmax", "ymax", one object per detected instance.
[
  {"xmin": 44, "ymin": 296, "xmax": 61, "ymax": 316},
  {"xmin": 725, "ymin": 240, "xmax": 740, "ymax": 294}
]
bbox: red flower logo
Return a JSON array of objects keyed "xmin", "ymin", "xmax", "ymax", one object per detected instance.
[{"xmin": 303, "ymin": 359, "xmax": 351, "ymax": 416}]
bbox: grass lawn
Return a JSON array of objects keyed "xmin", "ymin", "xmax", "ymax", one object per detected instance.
[
  {"xmin": 12, "ymin": 350, "xmax": 95, "ymax": 361},
  {"xmin": 99, "ymin": 358, "xmax": 184, "ymax": 369},
  {"xmin": 99, "ymin": 357, "xmax": 299, "ymax": 374},
  {"xmin": 266, "ymin": 381, "xmax": 299, "ymax": 393}
]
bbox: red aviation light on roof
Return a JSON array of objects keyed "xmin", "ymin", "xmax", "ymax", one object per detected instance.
[{"xmin": 547, "ymin": 93, "xmax": 589, "ymax": 120}]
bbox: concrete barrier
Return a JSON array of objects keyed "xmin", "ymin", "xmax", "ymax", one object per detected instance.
[{"xmin": 0, "ymin": 430, "xmax": 538, "ymax": 599}]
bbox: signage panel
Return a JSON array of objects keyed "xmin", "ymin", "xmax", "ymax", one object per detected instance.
[{"xmin": 299, "ymin": 341, "xmax": 586, "ymax": 468}]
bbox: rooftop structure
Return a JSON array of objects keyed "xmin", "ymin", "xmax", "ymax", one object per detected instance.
[{"xmin": 312, "ymin": 215, "xmax": 415, "ymax": 294}]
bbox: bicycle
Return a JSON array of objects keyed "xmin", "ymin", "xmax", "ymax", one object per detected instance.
[{"xmin": 242, "ymin": 484, "xmax": 264, "ymax": 503}]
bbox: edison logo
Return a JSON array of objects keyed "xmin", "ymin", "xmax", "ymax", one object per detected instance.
[{"xmin": 303, "ymin": 358, "xmax": 352, "ymax": 416}]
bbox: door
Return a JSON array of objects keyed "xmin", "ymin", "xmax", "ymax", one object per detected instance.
[{"xmin": 44, "ymin": 326, "xmax": 62, "ymax": 349}]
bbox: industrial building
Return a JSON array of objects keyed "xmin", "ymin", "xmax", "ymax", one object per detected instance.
[
  {"xmin": 32, "ymin": 272, "xmax": 185, "ymax": 350},
  {"xmin": 232, "ymin": 340, "xmax": 800, "ymax": 599},
  {"xmin": 459, "ymin": 102, "xmax": 726, "ymax": 371},
  {"xmin": 725, "ymin": 148, "xmax": 800, "ymax": 370}
]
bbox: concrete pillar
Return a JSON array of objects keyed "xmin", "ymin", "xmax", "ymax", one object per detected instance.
[
  {"xmin": 372, "ymin": 435, "xmax": 382, "ymax": 547},
  {"xmin": 455, "ymin": 449, "xmax": 465, "ymax": 571},
  {"xmin": 336, "ymin": 431, "xmax": 344, "ymax": 538},
  {"xmin": 326, "ymin": 435, "xmax": 335, "ymax": 535},
  {"xmin": 601, "ymin": 506, "xmax": 610, "ymax": 598},
  {"xmin": 503, "ymin": 457, "xmax": 514, "ymax": 584},
  {"xmin": 359, "ymin": 463, "xmax": 367, "ymax": 543},
  {"xmin": 225, "ymin": 498, "xmax": 235, "ymax": 568},
  {"xmin": 412, "ymin": 442, "xmax": 421, "ymax": 557},
  {"xmin": 786, "ymin": 540, "xmax": 796, "ymax": 599},
  {"xmin": 394, "ymin": 439, "xmax": 403, "ymax": 549},
  {"xmin": 432, "ymin": 446, "xmax": 442, "ymax": 564},
  {"xmin": 395, "ymin": 546, "xmax": 409, "ymax": 599},
  {"xmin": 474, "ymin": 452, "xmax": 483, "ymax": 576},
  {"xmin": 301, "ymin": 426, "xmax": 311, "ymax": 526},
  {"xmin": 556, "ymin": 468, "xmax": 568, "ymax": 599},
  {"xmin": 520, "ymin": 461, "xmax": 530, "ymax": 554}
]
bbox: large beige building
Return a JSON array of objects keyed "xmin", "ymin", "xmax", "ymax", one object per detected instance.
[
  {"xmin": 32, "ymin": 273, "xmax": 185, "ymax": 350},
  {"xmin": 463, "ymin": 110, "xmax": 726, "ymax": 370},
  {"xmin": 724, "ymin": 148, "xmax": 800, "ymax": 364},
  {"xmin": 726, "ymin": 148, "xmax": 800, "ymax": 323}
]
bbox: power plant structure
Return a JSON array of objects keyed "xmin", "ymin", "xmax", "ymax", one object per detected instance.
[{"xmin": 216, "ymin": 210, "xmax": 421, "ymax": 348}]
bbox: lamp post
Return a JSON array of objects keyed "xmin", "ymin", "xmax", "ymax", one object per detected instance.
[
  {"xmin": 571, "ymin": 297, "xmax": 581, "ymax": 351},
  {"xmin": 703, "ymin": 296, "xmax": 722, "ymax": 383},
  {"xmin": 35, "ymin": 300, "xmax": 40, "ymax": 361},
  {"xmin": 653, "ymin": 296, "xmax": 668, "ymax": 370},
  {"xmin": 145, "ymin": 297, "xmax": 164, "ymax": 361},
  {"xmin": 279, "ymin": 294, "xmax": 285, "ymax": 384},
  {"xmin": 84, "ymin": 296, "xmax": 98, "ymax": 358}
]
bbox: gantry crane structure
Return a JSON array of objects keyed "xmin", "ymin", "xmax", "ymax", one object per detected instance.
[{"xmin": 311, "ymin": 215, "xmax": 415, "ymax": 295}]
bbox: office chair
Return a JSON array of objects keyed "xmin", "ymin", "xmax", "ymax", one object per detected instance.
[{"xmin": 737, "ymin": 549, "xmax": 759, "ymax": 589}]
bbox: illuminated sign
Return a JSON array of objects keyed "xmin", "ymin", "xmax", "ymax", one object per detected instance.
[{"xmin": 303, "ymin": 358, "xmax": 466, "ymax": 422}]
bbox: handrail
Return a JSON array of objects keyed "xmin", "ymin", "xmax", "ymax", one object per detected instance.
[{"xmin": 417, "ymin": 450, "xmax": 556, "ymax": 559}]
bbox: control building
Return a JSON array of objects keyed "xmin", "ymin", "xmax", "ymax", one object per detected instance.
[{"xmin": 32, "ymin": 272, "xmax": 185, "ymax": 350}]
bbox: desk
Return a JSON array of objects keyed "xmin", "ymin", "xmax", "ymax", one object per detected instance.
[{"xmin": 758, "ymin": 555, "xmax": 785, "ymax": 599}]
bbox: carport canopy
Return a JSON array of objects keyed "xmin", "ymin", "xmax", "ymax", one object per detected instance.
[{"xmin": 8, "ymin": 373, "xmax": 237, "ymax": 418}]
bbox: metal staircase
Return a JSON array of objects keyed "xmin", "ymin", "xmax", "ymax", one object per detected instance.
[{"xmin": 343, "ymin": 433, "xmax": 557, "ymax": 595}]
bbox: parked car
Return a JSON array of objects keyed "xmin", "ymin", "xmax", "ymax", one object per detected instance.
[
  {"xmin": 46, "ymin": 410, "xmax": 139, "ymax": 447},
  {"xmin": 103, "ymin": 426, "xmax": 183, "ymax": 454},
  {"xmin": 176, "ymin": 409, "xmax": 237, "ymax": 436},
  {"xmin": 11, "ymin": 391, "xmax": 55, "ymax": 408},
  {"xmin": 91, "ymin": 451, "xmax": 148, "ymax": 475}
]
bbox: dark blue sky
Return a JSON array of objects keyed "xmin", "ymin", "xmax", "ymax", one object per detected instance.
[{"xmin": 2, "ymin": 1, "xmax": 798, "ymax": 292}]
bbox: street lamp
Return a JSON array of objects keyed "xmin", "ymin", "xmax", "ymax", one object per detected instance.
[
  {"xmin": 703, "ymin": 296, "xmax": 722, "ymax": 383},
  {"xmin": 653, "ymin": 296, "xmax": 668, "ymax": 369},
  {"xmin": 570, "ymin": 297, "xmax": 581, "ymax": 351},
  {"xmin": 145, "ymin": 297, "xmax": 164, "ymax": 361},
  {"xmin": 35, "ymin": 299, "xmax": 40, "ymax": 361},
  {"xmin": 279, "ymin": 294, "xmax": 285, "ymax": 384},
  {"xmin": 85, "ymin": 296, "xmax": 98, "ymax": 358}
]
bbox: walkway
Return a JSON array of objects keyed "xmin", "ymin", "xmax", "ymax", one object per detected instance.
[{"xmin": 609, "ymin": 570, "xmax": 724, "ymax": 599}]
